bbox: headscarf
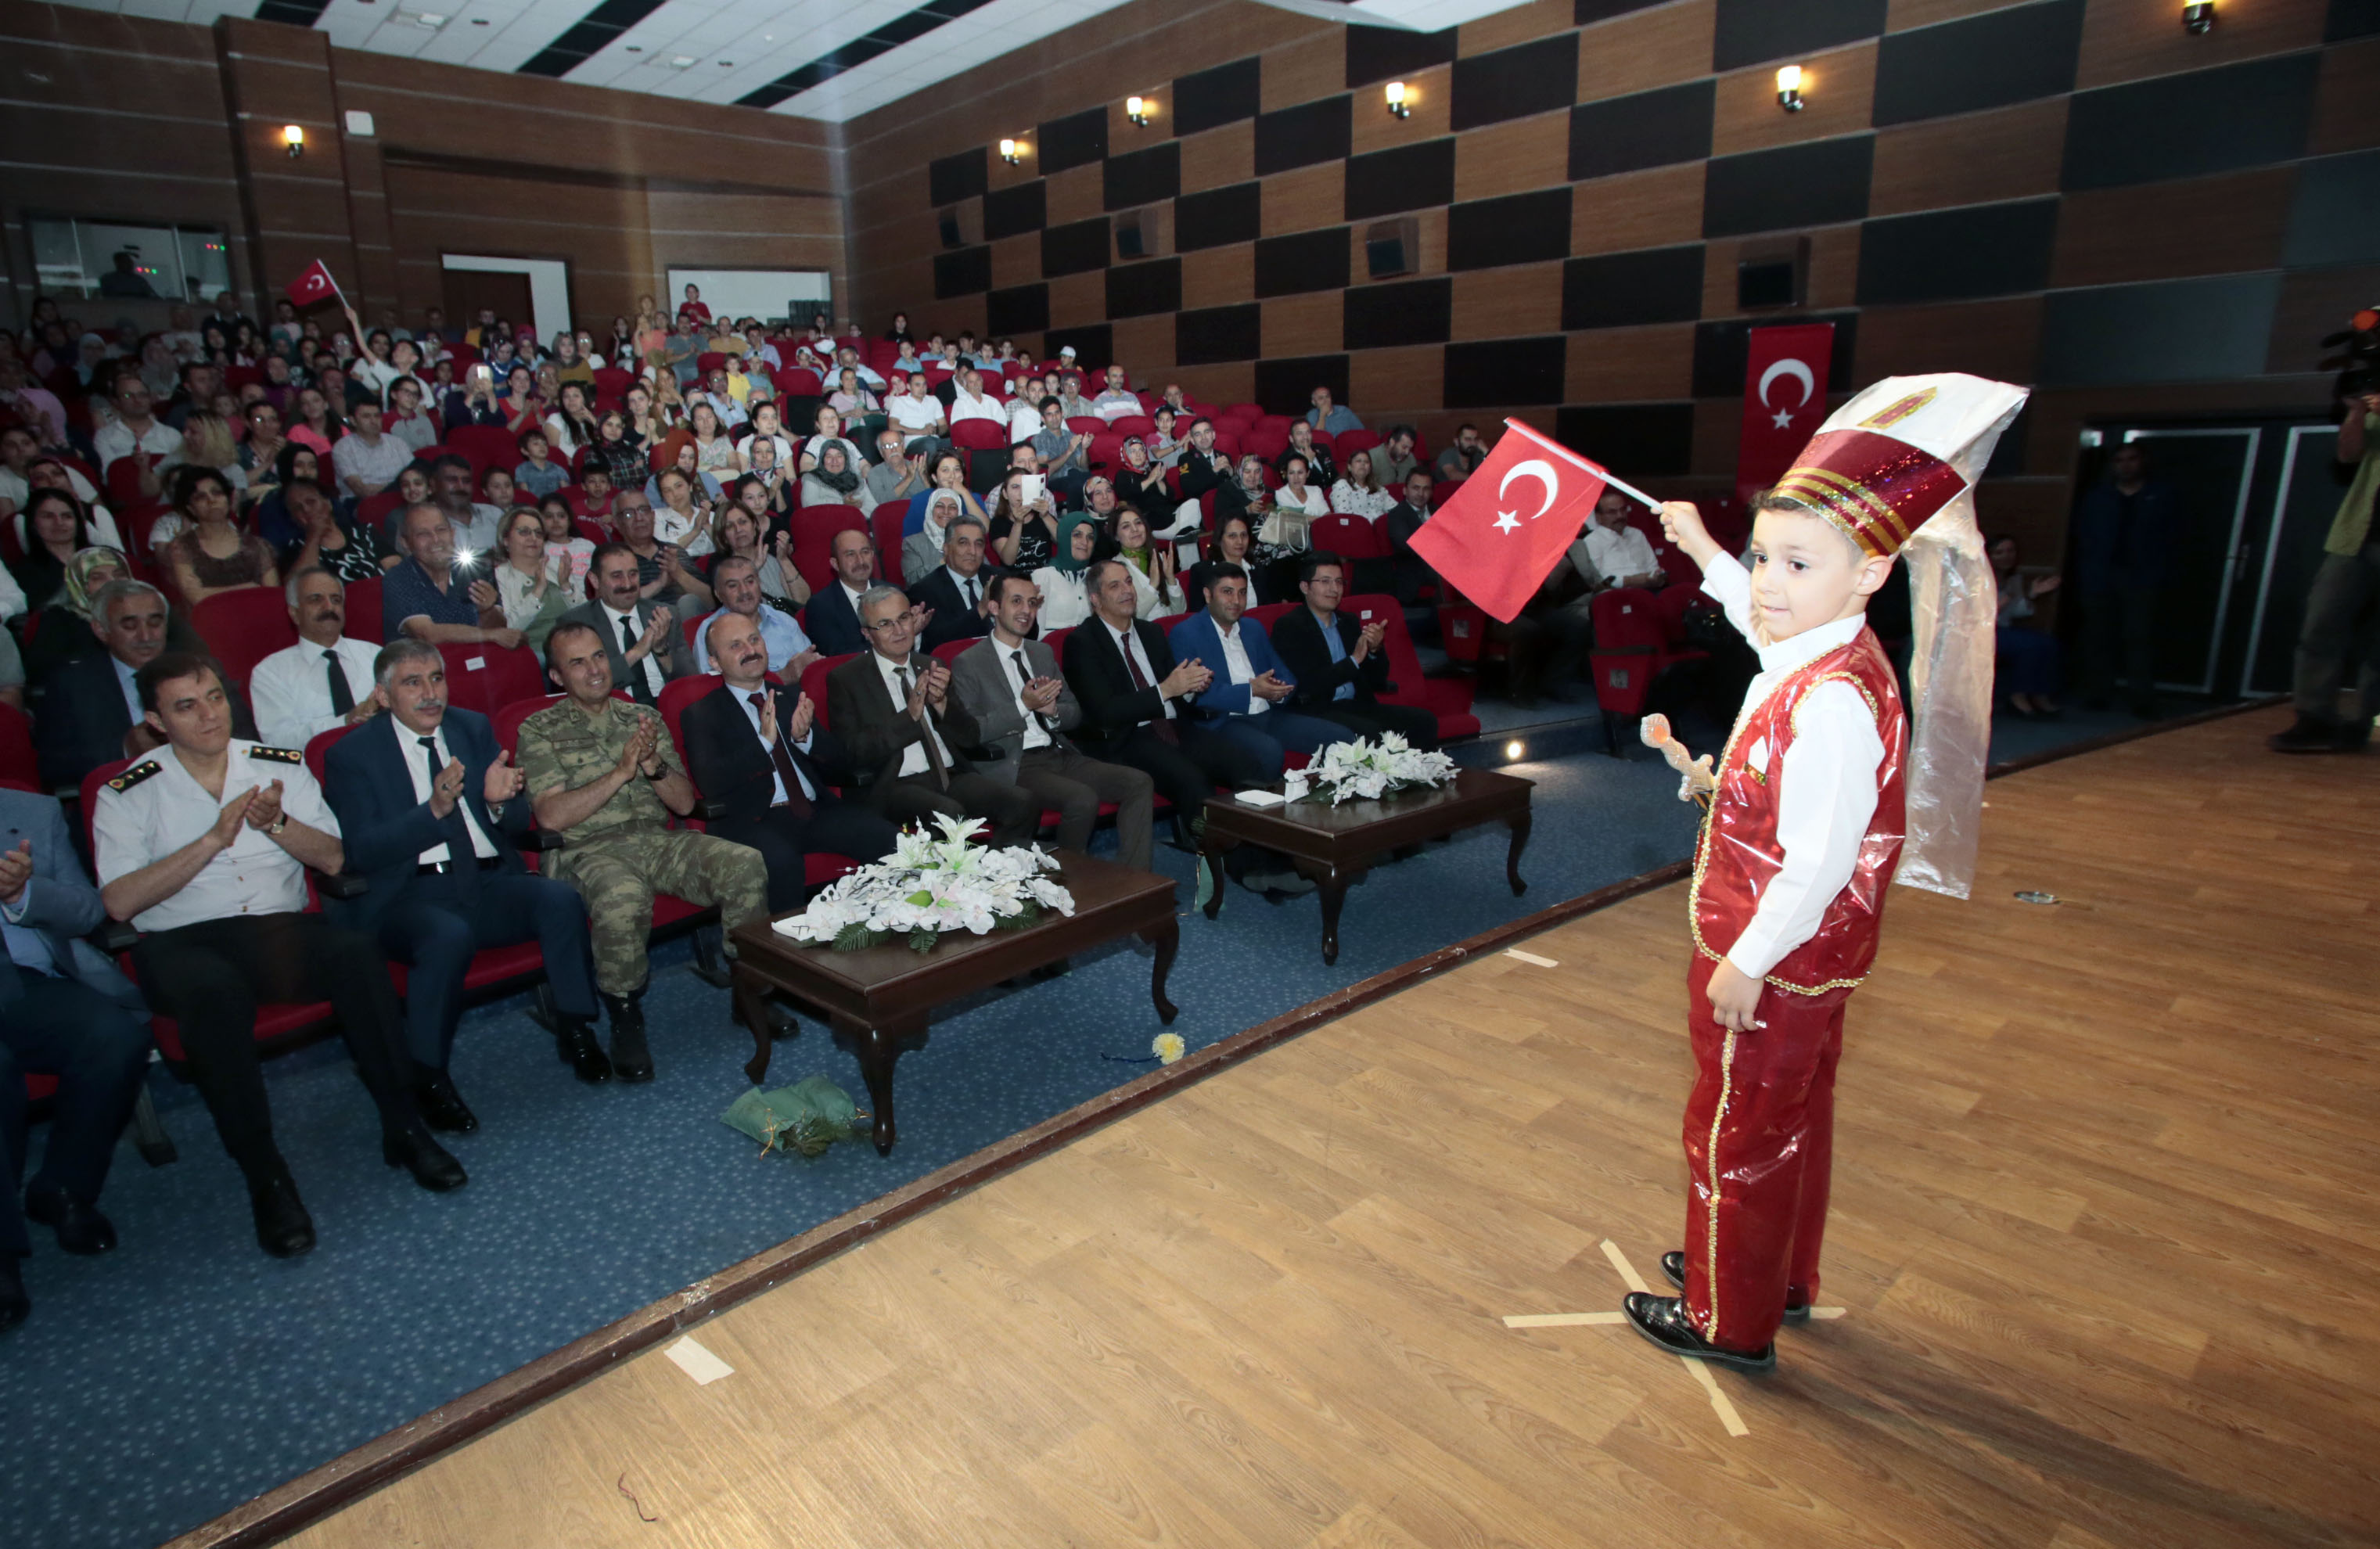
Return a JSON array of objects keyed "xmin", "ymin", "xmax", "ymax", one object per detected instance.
[
  {"xmin": 64, "ymin": 545, "xmax": 129, "ymax": 618},
  {"xmin": 813, "ymin": 442, "xmax": 861, "ymax": 495},
  {"xmin": 1052, "ymin": 512, "xmax": 1098, "ymax": 576}
]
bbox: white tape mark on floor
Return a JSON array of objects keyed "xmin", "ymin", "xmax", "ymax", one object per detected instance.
[
  {"xmin": 663, "ymin": 1335, "xmax": 735, "ymax": 1386},
  {"xmin": 1502, "ymin": 1311, "xmax": 1627, "ymax": 1327},
  {"xmin": 1599, "ymin": 1238, "xmax": 1749, "ymax": 1438},
  {"xmin": 1505, "ymin": 949, "xmax": 1559, "ymax": 968}
]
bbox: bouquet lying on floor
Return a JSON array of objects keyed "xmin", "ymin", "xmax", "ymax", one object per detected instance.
[
  {"xmin": 721, "ymin": 1076, "xmax": 867, "ymax": 1158},
  {"xmin": 773, "ymin": 813, "xmax": 1076, "ymax": 954},
  {"xmin": 1293, "ymin": 733, "xmax": 1459, "ymax": 807}
]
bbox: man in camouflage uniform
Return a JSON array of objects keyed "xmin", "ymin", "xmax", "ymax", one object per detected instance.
[{"xmin": 516, "ymin": 618, "xmax": 768, "ymax": 1080}]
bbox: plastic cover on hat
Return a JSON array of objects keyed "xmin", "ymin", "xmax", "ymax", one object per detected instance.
[{"xmin": 1795, "ymin": 373, "xmax": 2028, "ymax": 899}]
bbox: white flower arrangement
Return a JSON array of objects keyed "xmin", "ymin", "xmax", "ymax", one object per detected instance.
[
  {"xmin": 773, "ymin": 814, "xmax": 1075, "ymax": 954},
  {"xmin": 1294, "ymin": 733, "xmax": 1458, "ymax": 807}
]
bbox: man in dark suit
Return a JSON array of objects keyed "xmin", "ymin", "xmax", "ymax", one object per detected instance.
[
  {"xmin": 950, "ymin": 572, "xmax": 1154, "ymax": 870},
  {"xmin": 908, "ymin": 512, "xmax": 997, "ymax": 652},
  {"xmin": 1380, "ymin": 466, "xmax": 1437, "ymax": 606},
  {"xmin": 36, "ymin": 578, "xmax": 253, "ymax": 791},
  {"xmin": 0, "ymin": 789, "xmax": 153, "ymax": 1329},
  {"xmin": 803, "ymin": 526, "xmax": 875, "ymax": 659},
  {"xmin": 1062, "ymin": 557, "xmax": 1301, "ymax": 903},
  {"xmin": 325, "ymin": 640, "xmax": 609, "ymax": 1116},
  {"xmin": 556, "ymin": 542, "xmax": 695, "ymax": 708},
  {"xmin": 1271, "ymin": 552, "xmax": 1441, "ymax": 750},
  {"xmin": 825, "ymin": 584, "xmax": 1037, "ymax": 844},
  {"xmin": 681, "ymin": 611, "xmax": 897, "ymax": 914}
]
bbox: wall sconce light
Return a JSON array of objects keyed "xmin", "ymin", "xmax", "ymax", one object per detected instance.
[
  {"xmin": 999, "ymin": 137, "xmax": 1024, "ymax": 164},
  {"xmin": 1774, "ymin": 65, "xmax": 1805, "ymax": 112},
  {"xmin": 1126, "ymin": 95, "xmax": 1152, "ymax": 127},
  {"xmin": 2182, "ymin": 0, "xmax": 2215, "ymax": 32},
  {"xmin": 281, "ymin": 124, "xmax": 306, "ymax": 157},
  {"xmin": 1385, "ymin": 81, "xmax": 1411, "ymax": 118}
]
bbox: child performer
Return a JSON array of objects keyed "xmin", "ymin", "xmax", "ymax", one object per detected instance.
[{"xmin": 1623, "ymin": 374, "xmax": 2027, "ymax": 1372}]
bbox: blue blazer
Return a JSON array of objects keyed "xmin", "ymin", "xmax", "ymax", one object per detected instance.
[
  {"xmin": 0, "ymin": 789, "xmax": 143, "ymax": 1012},
  {"xmin": 323, "ymin": 709, "xmax": 531, "ymax": 930},
  {"xmin": 1167, "ymin": 610, "xmax": 1295, "ymax": 721},
  {"xmin": 804, "ymin": 580, "xmax": 866, "ymax": 659}
]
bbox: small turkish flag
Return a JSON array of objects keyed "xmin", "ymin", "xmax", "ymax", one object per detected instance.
[
  {"xmin": 285, "ymin": 260, "xmax": 340, "ymax": 308},
  {"xmin": 1408, "ymin": 419, "xmax": 1606, "ymax": 623}
]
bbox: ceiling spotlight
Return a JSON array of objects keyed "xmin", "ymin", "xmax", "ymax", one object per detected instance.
[
  {"xmin": 1126, "ymin": 95, "xmax": 1151, "ymax": 126},
  {"xmin": 1384, "ymin": 80, "xmax": 1411, "ymax": 118},
  {"xmin": 1775, "ymin": 64, "xmax": 1805, "ymax": 112},
  {"xmin": 2182, "ymin": 0, "xmax": 2215, "ymax": 31}
]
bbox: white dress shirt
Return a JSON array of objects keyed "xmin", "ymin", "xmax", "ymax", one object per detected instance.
[
  {"xmin": 400, "ymin": 721, "xmax": 499, "ymax": 864},
  {"xmin": 250, "ymin": 635, "xmax": 380, "ymax": 749},
  {"xmin": 1700, "ymin": 553, "xmax": 1886, "ymax": 981},
  {"xmin": 92, "ymin": 418, "xmax": 183, "ymax": 475},
  {"xmin": 1584, "ymin": 519, "xmax": 1660, "ymax": 584},
  {"xmin": 888, "ymin": 394, "xmax": 944, "ymax": 434},
  {"xmin": 93, "ymin": 741, "xmax": 342, "ymax": 933},
  {"xmin": 732, "ymin": 687, "xmax": 818, "ymax": 805},
  {"xmin": 992, "ymin": 642, "xmax": 1053, "ymax": 751},
  {"xmin": 605, "ymin": 605, "xmax": 667, "ymax": 697},
  {"xmin": 1007, "ymin": 400, "xmax": 1044, "ymax": 443},
  {"xmin": 872, "ymin": 650, "xmax": 952, "ymax": 778},
  {"xmin": 944, "ymin": 565, "xmax": 985, "ymax": 613},
  {"xmin": 1212, "ymin": 617, "xmax": 1266, "ymax": 716},
  {"xmin": 949, "ymin": 388, "xmax": 1004, "ymax": 426}
]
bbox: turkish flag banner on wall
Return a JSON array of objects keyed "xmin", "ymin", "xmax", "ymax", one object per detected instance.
[
  {"xmin": 1408, "ymin": 419, "xmax": 1607, "ymax": 623},
  {"xmin": 1736, "ymin": 322, "xmax": 1835, "ymax": 500},
  {"xmin": 285, "ymin": 260, "xmax": 340, "ymax": 308}
]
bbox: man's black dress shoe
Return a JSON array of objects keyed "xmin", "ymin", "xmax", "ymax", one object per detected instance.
[
  {"xmin": 1660, "ymin": 1250, "xmax": 1810, "ymax": 1325},
  {"xmin": 602, "ymin": 992, "xmax": 653, "ymax": 1083},
  {"xmin": 412, "ymin": 1072, "xmax": 479, "ymax": 1134},
  {"xmin": 1623, "ymin": 1292, "xmax": 1775, "ymax": 1372},
  {"xmin": 23, "ymin": 1185, "xmax": 117, "ymax": 1255},
  {"xmin": 0, "ymin": 1255, "xmax": 27, "ymax": 1332},
  {"xmin": 246, "ymin": 1164, "xmax": 316, "ymax": 1258},
  {"xmin": 555, "ymin": 1017, "xmax": 613, "ymax": 1084},
  {"xmin": 383, "ymin": 1128, "xmax": 468, "ymax": 1192}
]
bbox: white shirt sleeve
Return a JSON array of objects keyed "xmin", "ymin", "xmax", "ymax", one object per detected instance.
[
  {"xmin": 1722, "ymin": 681, "xmax": 1884, "ymax": 981},
  {"xmin": 1698, "ymin": 551, "xmax": 1756, "ymax": 643},
  {"xmin": 90, "ymin": 783, "xmax": 151, "ymax": 890},
  {"xmin": 251, "ymin": 651, "xmax": 333, "ymax": 751},
  {"xmin": 277, "ymin": 758, "xmax": 341, "ymax": 840}
]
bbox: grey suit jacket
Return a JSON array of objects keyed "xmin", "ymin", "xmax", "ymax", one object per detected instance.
[
  {"xmin": 0, "ymin": 789, "xmax": 143, "ymax": 1012},
  {"xmin": 559, "ymin": 598, "xmax": 695, "ymax": 697},
  {"xmin": 948, "ymin": 635, "xmax": 1082, "ymax": 786}
]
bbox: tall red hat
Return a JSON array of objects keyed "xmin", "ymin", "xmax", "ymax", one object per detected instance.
[{"xmin": 1767, "ymin": 379, "xmax": 2022, "ymax": 559}]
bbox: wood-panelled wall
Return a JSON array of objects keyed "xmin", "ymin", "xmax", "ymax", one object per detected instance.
[
  {"xmin": 0, "ymin": 0, "xmax": 843, "ymax": 340},
  {"xmin": 841, "ymin": 0, "xmax": 2380, "ymax": 561}
]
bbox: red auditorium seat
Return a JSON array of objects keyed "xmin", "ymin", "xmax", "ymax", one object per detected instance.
[
  {"xmin": 1310, "ymin": 515, "xmax": 1388, "ymax": 560},
  {"xmin": 437, "ymin": 642, "xmax": 546, "ymax": 717},
  {"xmin": 1588, "ymin": 587, "xmax": 1710, "ymax": 756},
  {"xmin": 445, "ymin": 425, "xmax": 519, "ymax": 480},
  {"xmin": 591, "ymin": 368, "xmax": 634, "ymax": 402},
  {"xmin": 191, "ymin": 589, "xmax": 300, "ymax": 688},
  {"xmin": 655, "ymin": 674, "xmax": 857, "ymax": 894},
  {"xmin": 950, "ymin": 419, "xmax": 1008, "ymax": 452},
  {"xmin": 0, "ymin": 703, "xmax": 36, "ymax": 789},
  {"xmin": 343, "ymin": 577, "xmax": 384, "ymax": 645}
]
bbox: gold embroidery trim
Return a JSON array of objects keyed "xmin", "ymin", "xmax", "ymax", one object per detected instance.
[{"xmin": 1701, "ymin": 1028, "xmax": 1738, "ymax": 1341}]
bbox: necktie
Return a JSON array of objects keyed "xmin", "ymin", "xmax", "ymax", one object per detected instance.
[
  {"xmin": 617, "ymin": 613, "xmax": 654, "ymax": 703},
  {"xmin": 325, "ymin": 649, "xmax": 354, "ymax": 714},
  {"xmin": 418, "ymin": 734, "xmax": 442, "ymax": 794},
  {"xmin": 1119, "ymin": 631, "xmax": 1177, "ymax": 745},
  {"xmin": 1013, "ymin": 649, "xmax": 1047, "ymax": 736},
  {"xmin": 895, "ymin": 667, "xmax": 951, "ymax": 789},
  {"xmin": 963, "ymin": 575, "xmax": 978, "ymax": 609},
  {"xmin": 751, "ymin": 692, "xmax": 812, "ymax": 818}
]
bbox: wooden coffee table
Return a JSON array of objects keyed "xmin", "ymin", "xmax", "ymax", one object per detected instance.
[
  {"xmin": 1196, "ymin": 767, "xmax": 1534, "ymax": 965},
  {"xmin": 728, "ymin": 850, "xmax": 1180, "ymax": 1155}
]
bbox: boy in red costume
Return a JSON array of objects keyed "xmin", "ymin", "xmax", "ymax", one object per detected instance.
[{"xmin": 1623, "ymin": 374, "xmax": 2026, "ymax": 1371}]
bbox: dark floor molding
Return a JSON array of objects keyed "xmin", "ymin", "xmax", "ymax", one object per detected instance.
[{"xmin": 169, "ymin": 699, "xmax": 2291, "ymax": 1547}]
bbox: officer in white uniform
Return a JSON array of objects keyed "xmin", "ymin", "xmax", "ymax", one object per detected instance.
[{"xmin": 91, "ymin": 651, "xmax": 465, "ymax": 1260}]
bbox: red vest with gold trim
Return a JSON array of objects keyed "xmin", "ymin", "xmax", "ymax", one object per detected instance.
[{"xmin": 1689, "ymin": 627, "xmax": 1908, "ymax": 994}]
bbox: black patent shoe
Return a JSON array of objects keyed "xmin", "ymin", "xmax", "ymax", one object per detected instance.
[
  {"xmin": 247, "ymin": 1164, "xmax": 316, "ymax": 1258},
  {"xmin": 602, "ymin": 993, "xmax": 653, "ymax": 1083},
  {"xmin": 1623, "ymin": 1292, "xmax": 1775, "ymax": 1372},
  {"xmin": 0, "ymin": 1255, "xmax": 27, "ymax": 1332},
  {"xmin": 2268, "ymin": 715, "xmax": 2342, "ymax": 754},
  {"xmin": 555, "ymin": 1018, "xmax": 613, "ymax": 1084},
  {"xmin": 23, "ymin": 1185, "xmax": 117, "ymax": 1256},
  {"xmin": 1660, "ymin": 1250, "xmax": 1810, "ymax": 1325},
  {"xmin": 383, "ymin": 1128, "xmax": 468, "ymax": 1192},
  {"xmin": 412, "ymin": 1071, "xmax": 479, "ymax": 1135}
]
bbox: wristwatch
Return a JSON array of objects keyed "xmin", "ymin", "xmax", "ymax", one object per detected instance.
[{"xmin": 266, "ymin": 814, "xmax": 289, "ymax": 837}]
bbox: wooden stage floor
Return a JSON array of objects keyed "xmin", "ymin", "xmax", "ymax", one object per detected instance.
[{"xmin": 285, "ymin": 707, "xmax": 2378, "ymax": 1549}]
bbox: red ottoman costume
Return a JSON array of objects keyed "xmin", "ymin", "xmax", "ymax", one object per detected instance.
[{"xmin": 1663, "ymin": 373, "xmax": 2029, "ymax": 1358}]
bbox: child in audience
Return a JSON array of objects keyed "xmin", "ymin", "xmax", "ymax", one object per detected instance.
[{"xmin": 515, "ymin": 429, "xmax": 567, "ymax": 500}]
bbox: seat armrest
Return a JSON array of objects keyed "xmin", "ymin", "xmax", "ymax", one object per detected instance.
[
  {"xmin": 313, "ymin": 869, "xmax": 369, "ymax": 900},
  {"xmin": 94, "ymin": 919, "xmax": 140, "ymax": 954},
  {"xmin": 694, "ymin": 797, "xmax": 726, "ymax": 822},
  {"xmin": 515, "ymin": 827, "xmax": 565, "ymax": 854}
]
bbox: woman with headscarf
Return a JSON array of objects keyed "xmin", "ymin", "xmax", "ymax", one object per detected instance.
[
  {"xmin": 23, "ymin": 546, "xmax": 193, "ymax": 685},
  {"xmin": 902, "ymin": 487, "xmax": 966, "ymax": 588},
  {"xmin": 800, "ymin": 440, "xmax": 868, "ymax": 509},
  {"xmin": 1030, "ymin": 512, "xmax": 1108, "ymax": 631},
  {"xmin": 1216, "ymin": 453, "xmax": 1275, "ymax": 534},
  {"xmin": 1116, "ymin": 435, "xmax": 1170, "ymax": 509},
  {"xmin": 1107, "ymin": 503, "xmax": 1181, "ymax": 617}
]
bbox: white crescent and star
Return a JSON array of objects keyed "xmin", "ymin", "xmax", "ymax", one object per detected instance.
[
  {"xmin": 1758, "ymin": 358, "xmax": 1816, "ymax": 429},
  {"xmin": 1492, "ymin": 458, "xmax": 1559, "ymax": 534}
]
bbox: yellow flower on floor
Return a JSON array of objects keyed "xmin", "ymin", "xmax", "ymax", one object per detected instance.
[{"xmin": 1152, "ymin": 1033, "xmax": 1185, "ymax": 1066}]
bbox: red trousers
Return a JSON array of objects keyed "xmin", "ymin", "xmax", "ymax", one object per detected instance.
[{"xmin": 1680, "ymin": 954, "xmax": 1848, "ymax": 1352}]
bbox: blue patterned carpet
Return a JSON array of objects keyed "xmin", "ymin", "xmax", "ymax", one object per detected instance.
[{"xmin": 0, "ymin": 701, "xmax": 2175, "ymax": 1548}]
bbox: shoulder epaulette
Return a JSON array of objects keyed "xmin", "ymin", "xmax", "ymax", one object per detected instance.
[
  {"xmin": 248, "ymin": 745, "xmax": 304, "ymax": 764},
  {"xmin": 106, "ymin": 760, "xmax": 163, "ymax": 792}
]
